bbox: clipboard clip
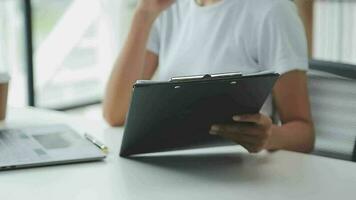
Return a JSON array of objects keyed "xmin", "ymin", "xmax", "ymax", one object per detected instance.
[{"xmin": 170, "ymin": 72, "xmax": 243, "ymax": 82}]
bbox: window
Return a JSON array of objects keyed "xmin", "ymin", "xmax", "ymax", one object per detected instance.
[
  {"xmin": 0, "ymin": 0, "xmax": 27, "ymax": 107},
  {"xmin": 313, "ymin": 0, "xmax": 356, "ymax": 66},
  {"xmin": 32, "ymin": 0, "xmax": 129, "ymax": 109},
  {"xmin": 1, "ymin": 0, "xmax": 139, "ymax": 109}
]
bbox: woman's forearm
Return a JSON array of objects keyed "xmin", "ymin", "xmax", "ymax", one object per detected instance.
[
  {"xmin": 267, "ymin": 121, "xmax": 315, "ymax": 153},
  {"xmin": 103, "ymin": 11, "xmax": 157, "ymax": 126}
]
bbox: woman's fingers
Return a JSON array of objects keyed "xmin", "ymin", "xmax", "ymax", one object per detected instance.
[
  {"xmin": 212, "ymin": 127, "xmax": 263, "ymax": 153},
  {"xmin": 233, "ymin": 113, "xmax": 272, "ymax": 128},
  {"xmin": 210, "ymin": 123, "xmax": 265, "ymax": 138},
  {"xmin": 210, "ymin": 124, "xmax": 264, "ymax": 144},
  {"xmin": 209, "ymin": 122, "xmax": 271, "ymax": 153}
]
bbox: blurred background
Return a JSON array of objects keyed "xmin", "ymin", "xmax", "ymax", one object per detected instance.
[
  {"xmin": 0, "ymin": 0, "xmax": 354, "ymax": 113},
  {"xmin": 1, "ymin": 0, "xmax": 356, "ymax": 161},
  {"xmin": 0, "ymin": 0, "xmax": 137, "ymax": 116}
]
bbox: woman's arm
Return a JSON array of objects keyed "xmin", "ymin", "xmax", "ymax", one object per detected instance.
[
  {"xmin": 210, "ymin": 70, "xmax": 315, "ymax": 153},
  {"xmin": 103, "ymin": 1, "xmax": 175, "ymax": 126},
  {"xmin": 267, "ymin": 70, "xmax": 315, "ymax": 153}
]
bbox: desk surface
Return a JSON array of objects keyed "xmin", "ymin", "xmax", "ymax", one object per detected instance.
[{"xmin": 1, "ymin": 107, "xmax": 356, "ymax": 200}]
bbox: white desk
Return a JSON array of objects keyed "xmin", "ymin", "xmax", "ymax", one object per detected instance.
[{"xmin": 1, "ymin": 107, "xmax": 356, "ymax": 200}]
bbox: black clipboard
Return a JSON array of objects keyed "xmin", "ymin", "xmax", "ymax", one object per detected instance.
[{"xmin": 120, "ymin": 71, "xmax": 279, "ymax": 157}]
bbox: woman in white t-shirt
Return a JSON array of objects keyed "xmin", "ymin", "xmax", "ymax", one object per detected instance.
[{"xmin": 103, "ymin": 0, "xmax": 315, "ymax": 153}]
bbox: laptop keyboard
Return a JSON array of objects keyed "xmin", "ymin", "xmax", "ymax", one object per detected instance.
[{"xmin": 0, "ymin": 129, "xmax": 46, "ymax": 164}]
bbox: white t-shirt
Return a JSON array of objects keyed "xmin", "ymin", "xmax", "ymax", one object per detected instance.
[{"xmin": 147, "ymin": 0, "xmax": 308, "ymax": 115}]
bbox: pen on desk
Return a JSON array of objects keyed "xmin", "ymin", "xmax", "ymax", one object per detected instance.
[{"xmin": 84, "ymin": 133, "xmax": 109, "ymax": 154}]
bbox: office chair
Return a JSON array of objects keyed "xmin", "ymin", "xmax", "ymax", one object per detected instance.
[{"xmin": 308, "ymin": 60, "xmax": 356, "ymax": 161}]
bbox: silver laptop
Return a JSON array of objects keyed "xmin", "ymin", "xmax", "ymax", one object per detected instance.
[{"xmin": 0, "ymin": 125, "xmax": 106, "ymax": 170}]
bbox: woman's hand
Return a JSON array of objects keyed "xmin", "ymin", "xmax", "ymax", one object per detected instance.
[
  {"xmin": 136, "ymin": 0, "xmax": 176, "ymax": 18},
  {"xmin": 209, "ymin": 114, "xmax": 273, "ymax": 153}
]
